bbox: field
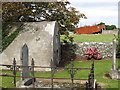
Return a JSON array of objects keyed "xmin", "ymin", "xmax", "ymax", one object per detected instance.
[
  {"xmin": 1, "ymin": 59, "xmax": 119, "ymax": 88},
  {"xmin": 61, "ymin": 34, "xmax": 116, "ymax": 42}
]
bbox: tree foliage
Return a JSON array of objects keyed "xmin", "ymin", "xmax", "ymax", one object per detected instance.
[
  {"xmin": 2, "ymin": 2, "xmax": 86, "ymax": 42},
  {"xmin": 97, "ymin": 22, "xmax": 117, "ymax": 30},
  {"xmin": 97, "ymin": 22, "xmax": 105, "ymax": 25},
  {"xmin": 105, "ymin": 25, "xmax": 116, "ymax": 30}
]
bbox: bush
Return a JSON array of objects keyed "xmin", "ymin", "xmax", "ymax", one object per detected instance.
[{"xmin": 85, "ymin": 47, "xmax": 101, "ymax": 60}]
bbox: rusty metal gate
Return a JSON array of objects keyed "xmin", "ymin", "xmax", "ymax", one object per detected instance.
[{"xmin": 0, "ymin": 58, "xmax": 97, "ymax": 90}]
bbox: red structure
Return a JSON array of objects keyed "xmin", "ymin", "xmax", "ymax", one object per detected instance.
[{"xmin": 76, "ymin": 24, "xmax": 105, "ymax": 34}]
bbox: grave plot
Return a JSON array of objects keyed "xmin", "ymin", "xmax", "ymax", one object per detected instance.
[
  {"xmin": 0, "ymin": 44, "xmax": 98, "ymax": 89},
  {"xmin": 0, "ymin": 21, "xmax": 61, "ymax": 71}
]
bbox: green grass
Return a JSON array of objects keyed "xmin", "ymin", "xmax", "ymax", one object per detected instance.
[
  {"xmin": 1, "ymin": 59, "xmax": 119, "ymax": 88},
  {"xmin": 1, "ymin": 71, "xmax": 21, "ymax": 88},
  {"xmin": 94, "ymin": 60, "xmax": 119, "ymax": 88},
  {"xmin": 61, "ymin": 34, "xmax": 116, "ymax": 42}
]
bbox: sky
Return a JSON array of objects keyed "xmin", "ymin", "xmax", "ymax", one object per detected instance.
[{"xmin": 66, "ymin": 0, "xmax": 119, "ymax": 28}]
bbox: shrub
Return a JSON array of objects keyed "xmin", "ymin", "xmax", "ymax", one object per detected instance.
[{"xmin": 85, "ymin": 47, "xmax": 101, "ymax": 60}]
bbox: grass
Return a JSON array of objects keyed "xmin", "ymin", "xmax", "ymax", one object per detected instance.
[
  {"xmin": 1, "ymin": 71, "xmax": 20, "ymax": 88},
  {"xmin": 1, "ymin": 59, "xmax": 119, "ymax": 88},
  {"xmin": 94, "ymin": 60, "xmax": 119, "ymax": 88},
  {"xmin": 60, "ymin": 34, "xmax": 116, "ymax": 42}
]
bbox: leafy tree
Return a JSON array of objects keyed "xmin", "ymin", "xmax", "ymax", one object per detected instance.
[
  {"xmin": 97, "ymin": 22, "xmax": 105, "ymax": 25},
  {"xmin": 2, "ymin": 2, "xmax": 86, "ymax": 42},
  {"xmin": 110, "ymin": 25, "xmax": 117, "ymax": 30},
  {"xmin": 97, "ymin": 22, "xmax": 117, "ymax": 30},
  {"xmin": 105, "ymin": 25, "xmax": 116, "ymax": 30}
]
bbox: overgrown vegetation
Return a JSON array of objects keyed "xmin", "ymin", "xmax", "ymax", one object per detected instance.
[
  {"xmin": 2, "ymin": 2, "xmax": 87, "ymax": 43},
  {"xmin": 1, "ymin": 59, "xmax": 119, "ymax": 88},
  {"xmin": 2, "ymin": 24, "xmax": 23, "ymax": 51}
]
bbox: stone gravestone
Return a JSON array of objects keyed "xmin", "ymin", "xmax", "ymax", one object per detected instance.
[
  {"xmin": 112, "ymin": 39, "xmax": 116, "ymax": 70},
  {"xmin": 109, "ymin": 39, "xmax": 120, "ymax": 79},
  {"xmin": 21, "ymin": 44, "xmax": 29, "ymax": 80},
  {"xmin": 16, "ymin": 44, "xmax": 36, "ymax": 87}
]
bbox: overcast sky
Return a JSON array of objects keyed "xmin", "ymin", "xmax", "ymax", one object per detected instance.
[{"xmin": 67, "ymin": 0, "xmax": 119, "ymax": 27}]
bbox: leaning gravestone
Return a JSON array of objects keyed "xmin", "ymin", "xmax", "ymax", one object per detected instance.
[
  {"xmin": 109, "ymin": 39, "xmax": 120, "ymax": 79},
  {"xmin": 21, "ymin": 44, "xmax": 29, "ymax": 80}
]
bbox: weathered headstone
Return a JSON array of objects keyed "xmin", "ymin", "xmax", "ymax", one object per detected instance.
[
  {"xmin": 112, "ymin": 39, "xmax": 116, "ymax": 70},
  {"xmin": 21, "ymin": 44, "xmax": 29, "ymax": 80},
  {"xmin": 109, "ymin": 39, "xmax": 120, "ymax": 79}
]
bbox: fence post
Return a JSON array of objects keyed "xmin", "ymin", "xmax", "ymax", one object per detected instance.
[
  {"xmin": 70, "ymin": 59, "xmax": 74, "ymax": 87},
  {"xmin": 31, "ymin": 58, "xmax": 35, "ymax": 88},
  {"xmin": 13, "ymin": 58, "xmax": 16, "ymax": 87},
  {"xmin": 51, "ymin": 59, "xmax": 55, "ymax": 89},
  {"xmin": 86, "ymin": 61, "xmax": 95, "ymax": 90},
  {"xmin": 67, "ymin": 59, "xmax": 77, "ymax": 88},
  {"xmin": 89, "ymin": 74, "xmax": 92, "ymax": 89},
  {"xmin": 92, "ymin": 62, "xmax": 94, "ymax": 89}
]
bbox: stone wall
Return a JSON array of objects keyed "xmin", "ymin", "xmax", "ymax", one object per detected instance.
[
  {"xmin": 102, "ymin": 30, "xmax": 118, "ymax": 35},
  {"xmin": 61, "ymin": 42, "xmax": 113, "ymax": 60}
]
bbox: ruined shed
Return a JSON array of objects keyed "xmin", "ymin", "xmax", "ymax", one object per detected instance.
[{"xmin": 1, "ymin": 21, "xmax": 61, "ymax": 71}]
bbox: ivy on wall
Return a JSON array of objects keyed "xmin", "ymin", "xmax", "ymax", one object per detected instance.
[{"xmin": 2, "ymin": 24, "xmax": 23, "ymax": 52}]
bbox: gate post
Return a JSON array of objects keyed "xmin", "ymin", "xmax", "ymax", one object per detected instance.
[
  {"xmin": 51, "ymin": 59, "xmax": 56, "ymax": 89},
  {"xmin": 86, "ymin": 62, "xmax": 95, "ymax": 90},
  {"xmin": 67, "ymin": 59, "xmax": 77, "ymax": 88},
  {"xmin": 31, "ymin": 58, "xmax": 35, "ymax": 88},
  {"xmin": 13, "ymin": 58, "xmax": 16, "ymax": 87}
]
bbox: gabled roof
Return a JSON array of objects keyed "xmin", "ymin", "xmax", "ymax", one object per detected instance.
[{"xmin": 76, "ymin": 24, "xmax": 105, "ymax": 34}]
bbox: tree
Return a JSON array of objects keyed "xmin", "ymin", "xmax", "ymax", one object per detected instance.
[
  {"xmin": 2, "ymin": 2, "xmax": 86, "ymax": 42},
  {"xmin": 110, "ymin": 25, "xmax": 116, "ymax": 30},
  {"xmin": 105, "ymin": 25, "xmax": 116, "ymax": 30},
  {"xmin": 97, "ymin": 22, "xmax": 105, "ymax": 25},
  {"xmin": 97, "ymin": 22, "xmax": 117, "ymax": 30}
]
